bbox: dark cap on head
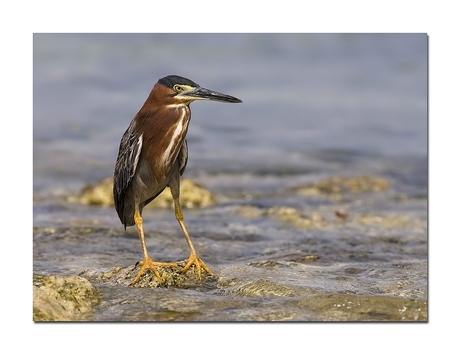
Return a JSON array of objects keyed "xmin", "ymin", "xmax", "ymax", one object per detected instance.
[{"xmin": 158, "ymin": 75, "xmax": 199, "ymax": 88}]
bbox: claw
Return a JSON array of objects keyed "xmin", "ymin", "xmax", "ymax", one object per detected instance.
[
  {"xmin": 181, "ymin": 252, "xmax": 214, "ymax": 280},
  {"xmin": 130, "ymin": 258, "xmax": 179, "ymax": 286}
]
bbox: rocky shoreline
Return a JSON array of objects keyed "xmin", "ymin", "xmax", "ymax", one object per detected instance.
[{"xmin": 33, "ymin": 175, "xmax": 427, "ymax": 321}]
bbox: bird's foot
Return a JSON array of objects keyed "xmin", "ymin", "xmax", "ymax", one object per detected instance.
[
  {"xmin": 181, "ymin": 252, "xmax": 214, "ymax": 280},
  {"xmin": 130, "ymin": 258, "xmax": 179, "ymax": 286}
]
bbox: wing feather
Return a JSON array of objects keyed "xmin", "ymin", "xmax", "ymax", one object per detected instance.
[
  {"xmin": 178, "ymin": 139, "xmax": 188, "ymax": 176},
  {"xmin": 113, "ymin": 121, "xmax": 143, "ymax": 223}
]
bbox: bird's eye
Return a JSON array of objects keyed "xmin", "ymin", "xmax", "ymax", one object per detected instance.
[{"xmin": 173, "ymin": 85, "xmax": 183, "ymax": 93}]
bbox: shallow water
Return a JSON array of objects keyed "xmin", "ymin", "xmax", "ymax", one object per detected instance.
[{"xmin": 33, "ymin": 33, "xmax": 427, "ymax": 321}]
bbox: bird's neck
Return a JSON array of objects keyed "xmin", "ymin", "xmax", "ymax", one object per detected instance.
[{"xmin": 135, "ymin": 104, "xmax": 191, "ymax": 182}]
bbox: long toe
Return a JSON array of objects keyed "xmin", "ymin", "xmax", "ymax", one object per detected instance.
[
  {"xmin": 130, "ymin": 258, "xmax": 179, "ymax": 286},
  {"xmin": 181, "ymin": 253, "xmax": 214, "ymax": 280}
]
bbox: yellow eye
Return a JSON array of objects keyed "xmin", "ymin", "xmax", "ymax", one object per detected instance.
[{"xmin": 173, "ymin": 85, "xmax": 183, "ymax": 93}]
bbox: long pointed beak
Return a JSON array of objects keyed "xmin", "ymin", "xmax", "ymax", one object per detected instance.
[{"xmin": 184, "ymin": 87, "xmax": 242, "ymax": 103}]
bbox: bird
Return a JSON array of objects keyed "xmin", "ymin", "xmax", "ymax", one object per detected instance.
[{"xmin": 113, "ymin": 75, "xmax": 242, "ymax": 286}]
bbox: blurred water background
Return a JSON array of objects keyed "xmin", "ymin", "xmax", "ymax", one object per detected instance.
[
  {"xmin": 34, "ymin": 33, "xmax": 426, "ymax": 192},
  {"xmin": 33, "ymin": 33, "xmax": 427, "ymax": 321}
]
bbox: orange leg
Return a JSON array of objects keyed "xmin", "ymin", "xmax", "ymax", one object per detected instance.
[
  {"xmin": 130, "ymin": 208, "xmax": 178, "ymax": 286},
  {"xmin": 171, "ymin": 190, "xmax": 214, "ymax": 280}
]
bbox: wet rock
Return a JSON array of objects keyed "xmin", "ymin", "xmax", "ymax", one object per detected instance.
[
  {"xmin": 81, "ymin": 262, "xmax": 216, "ymax": 288},
  {"xmin": 288, "ymin": 254, "xmax": 321, "ymax": 263},
  {"xmin": 236, "ymin": 205, "xmax": 265, "ymax": 218},
  {"xmin": 296, "ymin": 175, "xmax": 390, "ymax": 196},
  {"xmin": 236, "ymin": 203, "xmax": 423, "ymax": 231},
  {"xmin": 69, "ymin": 177, "xmax": 216, "ymax": 209},
  {"xmin": 69, "ymin": 177, "xmax": 114, "ymax": 207},
  {"xmin": 33, "ymin": 274, "xmax": 99, "ymax": 321},
  {"xmin": 269, "ymin": 207, "xmax": 324, "ymax": 228},
  {"xmin": 235, "ymin": 176, "xmax": 393, "ymax": 230},
  {"xmin": 357, "ymin": 215, "xmax": 412, "ymax": 228},
  {"xmin": 247, "ymin": 260, "xmax": 290, "ymax": 268},
  {"xmin": 247, "ymin": 253, "xmax": 321, "ymax": 268},
  {"xmin": 236, "ymin": 205, "xmax": 324, "ymax": 228}
]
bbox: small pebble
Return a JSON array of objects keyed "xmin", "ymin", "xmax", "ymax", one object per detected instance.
[{"xmin": 335, "ymin": 208, "xmax": 348, "ymax": 219}]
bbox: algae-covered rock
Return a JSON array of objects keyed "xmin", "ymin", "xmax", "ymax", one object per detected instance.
[
  {"xmin": 297, "ymin": 175, "xmax": 390, "ymax": 196},
  {"xmin": 268, "ymin": 207, "xmax": 324, "ymax": 228},
  {"xmin": 236, "ymin": 205, "xmax": 324, "ymax": 228},
  {"xmin": 356, "ymin": 215, "xmax": 413, "ymax": 228},
  {"xmin": 69, "ymin": 177, "xmax": 216, "ymax": 209},
  {"xmin": 299, "ymin": 294, "xmax": 427, "ymax": 321},
  {"xmin": 33, "ymin": 274, "xmax": 99, "ymax": 321},
  {"xmin": 71, "ymin": 177, "xmax": 113, "ymax": 207},
  {"xmin": 81, "ymin": 261, "xmax": 216, "ymax": 289}
]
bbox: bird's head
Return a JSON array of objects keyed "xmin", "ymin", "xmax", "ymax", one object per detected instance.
[{"xmin": 156, "ymin": 75, "xmax": 242, "ymax": 105}]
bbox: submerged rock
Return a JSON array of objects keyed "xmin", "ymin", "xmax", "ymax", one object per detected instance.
[
  {"xmin": 236, "ymin": 205, "xmax": 324, "ymax": 228},
  {"xmin": 69, "ymin": 177, "xmax": 216, "ymax": 209},
  {"xmin": 297, "ymin": 175, "xmax": 390, "ymax": 196},
  {"xmin": 268, "ymin": 207, "xmax": 324, "ymax": 228},
  {"xmin": 357, "ymin": 214, "xmax": 413, "ymax": 228},
  {"xmin": 299, "ymin": 294, "xmax": 427, "ymax": 321},
  {"xmin": 33, "ymin": 274, "xmax": 99, "ymax": 321},
  {"xmin": 232, "ymin": 279, "xmax": 299, "ymax": 297}
]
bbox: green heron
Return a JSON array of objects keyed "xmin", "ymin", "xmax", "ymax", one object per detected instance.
[{"xmin": 113, "ymin": 75, "xmax": 242, "ymax": 286}]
